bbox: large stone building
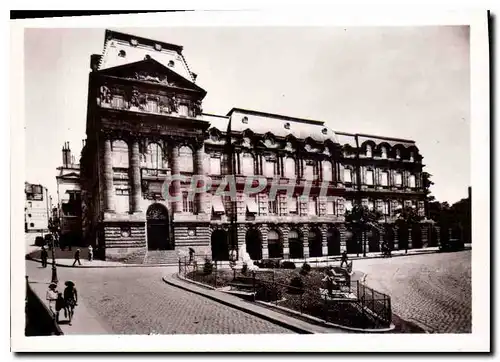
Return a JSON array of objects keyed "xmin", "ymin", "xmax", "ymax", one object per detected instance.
[{"xmin": 78, "ymin": 30, "xmax": 435, "ymax": 263}]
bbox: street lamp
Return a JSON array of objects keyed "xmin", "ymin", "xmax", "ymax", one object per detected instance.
[{"xmin": 48, "ymin": 219, "xmax": 58, "ymax": 284}]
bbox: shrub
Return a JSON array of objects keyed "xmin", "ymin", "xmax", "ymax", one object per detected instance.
[
  {"xmin": 281, "ymin": 261, "xmax": 296, "ymax": 269},
  {"xmin": 255, "ymin": 282, "xmax": 282, "ymax": 302},
  {"xmin": 203, "ymin": 258, "xmax": 213, "ymax": 275},
  {"xmin": 288, "ymin": 276, "xmax": 304, "ymax": 294},
  {"xmin": 300, "ymin": 262, "xmax": 311, "ymax": 275}
]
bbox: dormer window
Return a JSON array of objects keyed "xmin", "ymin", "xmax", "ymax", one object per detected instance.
[
  {"xmin": 366, "ymin": 145, "xmax": 372, "ymax": 157},
  {"xmin": 118, "ymin": 50, "xmax": 126, "ymax": 58},
  {"xmin": 144, "ymin": 55, "xmax": 151, "ymax": 60},
  {"xmin": 154, "ymin": 43, "xmax": 162, "ymax": 51},
  {"xmin": 130, "ymin": 39, "xmax": 138, "ymax": 46},
  {"xmin": 381, "ymin": 146, "xmax": 387, "ymax": 159},
  {"xmin": 168, "ymin": 60, "xmax": 175, "ymax": 67},
  {"xmin": 396, "ymin": 149, "xmax": 401, "ymax": 159},
  {"xmin": 410, "ymin": 152, "xmax": 415, "ymax": 162},
  {"xmin": 322, "ymin": 128, "xmax": 328, "ymax": 135},
  {"xmin": 284, "ymin": 122, "xmax": 290, "ymax": 130},
  {"xmin": 242, "ymin": 116, "xmax": 248, "ymax": 124}
]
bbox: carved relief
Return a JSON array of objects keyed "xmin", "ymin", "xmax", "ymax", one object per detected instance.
[{"xmin": 193, "ymin": 99, "xmax": 203, "ymax": 117}]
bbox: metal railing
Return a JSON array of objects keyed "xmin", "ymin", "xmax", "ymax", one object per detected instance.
[{"xmin": 179, "ymin": 258, "xmax": 392, "ymax": 330}]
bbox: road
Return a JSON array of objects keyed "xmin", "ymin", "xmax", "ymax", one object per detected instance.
[
  {"xmin": 25, "ymin": 261, "xmax": 295, "ymax": 335},
  {"xmin": 353, "ymin": 250, "xmax": 471, "ymax": 333}
]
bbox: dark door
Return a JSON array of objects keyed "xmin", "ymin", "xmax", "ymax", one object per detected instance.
[{"xmin": 146, "ymin": 204, "xmax": 171, "ymax": 250}]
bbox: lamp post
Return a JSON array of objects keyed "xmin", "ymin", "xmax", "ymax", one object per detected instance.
[{"xmin": 48, "ymin": 219, "xmax": 58, "ymax": 284}]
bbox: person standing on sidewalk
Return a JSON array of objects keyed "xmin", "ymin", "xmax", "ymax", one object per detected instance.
[
  {"xmin": 340, "ymin": 250, "xmax": 349, "ymax": 268},
  {"xmin": 64, "ymin": 281, "xmax": 78, "ymax": 326},
  {"xmin": 72, "ymin": 249, "xmax": 82, "ymax": 266},
  {"xmin": 40, "ymin": 246, "xmax": 48, "ymax": 268},
  {"xmin": 88, "ymin": 245, "xmax": 93, "ymax": 262},
  {"xmin": 55, "ymin": 292, "xmax": 66, "ymax": 323},
  {"xmin": 45, "ymin": 283, "xmax": 58, "ymax": 318}
]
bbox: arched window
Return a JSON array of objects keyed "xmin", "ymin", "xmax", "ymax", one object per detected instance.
[
  {"xmin": 179, "ymin": 146, "xmax": 193, "ymax": 173},
  {"xmin": 395, "ymin": 149, "xmax": 401, "ymax": 159},
  {"xmin": 366, "ymin": 145, "xmax": 372, "ymax": 157},
  {"xmin": 241, "ymin": 153, "xmax": 255, "ymax": 175},
  {"xmin": 146, "ymin": 143, "xmax": 163, "ymax": 169},
  {"xmin": 322, "ymin": 160, "xmax": 333, "ymax": 182},
  {"xmin": 410, "ymin": 152, "xmax": 415, "ymax": 162},
  {"xmin": 381, "ymin": 146, "xmax": 387, "ymax": 159},
  {"xmin": 112, "ymin": 140, "xmax": 129, "ymax": 168},
  {"xmin": 288, "ymin": 229, "xmax": 303, "ymax": 259},
  {"xmin": 267, "ymin": 230, "xmax": 282, "ymax": 258},
  {"xmin": 285, "ymin": 157, "xmax": 296, "ymax": 178}
]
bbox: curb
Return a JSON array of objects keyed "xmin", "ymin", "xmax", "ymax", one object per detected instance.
[
  {"xmin": 167, "ymin": 273, "xmax": 394, "ymax": 334},
  {"xmin": 163, "ymin": 274, "xmax": 315, "ymax": 334},
  {"xmin": 254, "ymin": 300, "xmax": 395, "ymax": 333},
  {"xmin": 26, "ymin": 257, "xmax": 177, "ymax": 269}
]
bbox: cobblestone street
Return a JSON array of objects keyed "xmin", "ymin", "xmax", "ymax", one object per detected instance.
[
  {"xmin": 25, "ymin": 261, "xmax": 294, "ymax": 335},
  {"xmin": 353, "ymin": 250, "xmax": 471, "ymax": 333}
]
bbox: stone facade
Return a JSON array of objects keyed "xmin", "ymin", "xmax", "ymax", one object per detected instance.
[{"xmin": 77, "ymin": 30, "xmax": 432, "ymax": 261}]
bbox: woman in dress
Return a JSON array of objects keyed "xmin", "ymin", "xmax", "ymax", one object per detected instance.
[{"xmin": 63, "ymin": 281, "xmax": 78, "ymax": 325}]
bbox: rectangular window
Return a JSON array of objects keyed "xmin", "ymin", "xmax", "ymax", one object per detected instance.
[
  {"xmin": 246, "ymin": 195, "xmax": 258, "ymax": 214},
  {"xmin": 146, "ymin": 99, "xmax": 159, "ymax": 113},
  {"xmin": 111, "ymin": 95, "xmax": 124, "ymax": 109},
  {"xmin": 264, "ymin": 160, "xmax": 275, "ymax": 177},
  {"xmin": 383, "ymin": 201, "xmax": 389, "ymax": 215},
  {"xmin": 308, "ymin": 198, "xmax": 317, "ymax": 215},
  {"xmin": 344, "ymin": 169, "xmax": 352, "ymax": 183},
  {"xmin": 211, "ymin": 195, "xmax": 225, "ymax": 214},
  {"xmin": 381, "ymin": 171, "xmax": 389, "ymax": 186},
  {"xmin": 304, "ymin": 164, "xmax": 314, "ymax": 180},
  {"xmin": 210, "ymin": 157, "xmax": 221, "ymax": 175},
  {"xmin": 345, "ymin": 200, "xmax": 353, "ymax": 212},
  {"xmin": 327, "ymin": 200, "xmax": 335, "ymax": 215},
  {"xmin": 288, "ymin": 196, "xmax": 298, "ymax": 214},
  {"xmin": 395, "ymin": 172, "xmax": 403, "ymax": 186},
  {"xmin": 268, "ymin": 199, "xmax": 278, "ymax": 215},
  {"xmin": 366, "ymin": 170, "xmax": 374, "ymax": 185},
  {"xmin": 178, "ymin": 104, "xmax": 189, "ymax": 117},
  {"xmin": 409, "ymin": 175, "xmax": 416, "ymax": 188},
  {"xmin": 182, "ymin": 193, "xmax": 194, "ymax": 213}
]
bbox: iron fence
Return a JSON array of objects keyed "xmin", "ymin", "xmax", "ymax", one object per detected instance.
[{"xmin": 179, "ymin": 258, "xmax": 392, "ymax": 330}]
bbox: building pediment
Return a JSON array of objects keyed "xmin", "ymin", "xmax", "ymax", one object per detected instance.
[{"xmin": 97, "ymin": 58, "xmax": 206, "ymax": 95}]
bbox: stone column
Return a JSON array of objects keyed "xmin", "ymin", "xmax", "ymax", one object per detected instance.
[
  {"xmin": 321, "ymin": 227, "xmax": 328, "ymax": 256},
  {"xmin": 421, "ymin": 225, "xmax": 429, "ymax": 248},
  {"xmin": 171, "ymin": 144, "xmax": 181, "ymax": 213},
  {"xmin": 261, "ymin": 226, "xmax": 269, "ymax": 259},
  {"xmin": 129, "ymin": 138, "xmax": 141, "ymax": 213},
  {"xmin": 435, "ymin": 226, "xmax": 441, "ymax": 247},
  {"xmin": 394, "ymin": 226, "xmax": 399, "ymax": 250},
  {"xmin": 102, "ymin": 137, "xmax": 115, "ymax": 212},
  {"xmin": 339, "ymin": 225, "xmax": 347, "ymax": 253},
  {"xmin": 282, "ymin": 231, "xmax": 290, "ymax": 259},
  {"xmin": 194, "ymin": 143, "xmax": 206, "ymax": 214},
  {"xmin": 302, "ymin": 227, "xmax": 309, "ymax": 259}
]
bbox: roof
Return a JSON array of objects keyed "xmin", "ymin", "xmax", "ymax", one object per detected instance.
[
  {"xmin": 99, "ymin": 29, "xmax": 195, "ymax": 82},
  {"xmin": 210, "ymin": 109, "xmax": 338, "ymax": 143},
  {"xmin": 335, "ymin": 131, "xmax": 416, "ymax": 148}
]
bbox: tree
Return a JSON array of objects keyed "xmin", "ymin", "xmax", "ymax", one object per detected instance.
[
  {"xmin": 394, "ymin": 206, "xmax": 424, "ymax": 253},
  {"xmin": 345, "ymin": 204, "xmax": 383, "ymax": 257}
]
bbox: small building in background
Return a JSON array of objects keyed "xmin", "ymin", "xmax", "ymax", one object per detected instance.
[
  {"xmin": 56, "ymin": 142, "xmax": 82, "ymax": 246},
  {"xmin": 25, "ymin": 182, "xmax": 51, "ymax": 233}
]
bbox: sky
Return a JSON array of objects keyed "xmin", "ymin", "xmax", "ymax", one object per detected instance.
[{"xmin": 24, "ymin": 26, "xmax": 470, "ymax": 204}]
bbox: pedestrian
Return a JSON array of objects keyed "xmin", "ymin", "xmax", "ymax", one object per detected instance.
[
  {"xmin": 88, "ymin": 245, "xmax": 93, "ymax": 262},
  {"xmin": 41, "ymin": 246, "xmax": 48, "ymax": 268},
  {"xmin": 188, "ymin": 247, "xmax": 195, "ymax": 264},
  {"xmin": 340, "ymin": 250, "xmax": 349, "ymax": 268},
  {"xmin": 72, "ymin": 249, "xmax": 82, "ymax": 266},
  {"xmin": 63, "ymin": 281, "xmax": 78, "ymax": 325},
  {"xmin": 55, "ymin": 292, "xmax": 66, "ymax": 323},
  {"xmin": 45, "ymin": 283, "xmax": 58, "ymax": 317}
]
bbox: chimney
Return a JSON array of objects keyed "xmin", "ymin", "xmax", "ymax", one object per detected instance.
[
  {"xmin": 62, "ymin": 142, "xmax": 72, "ymax": 167},
  {"xmin": 90, "ymin": 54, "xmax": 102, "ymax": 72}
]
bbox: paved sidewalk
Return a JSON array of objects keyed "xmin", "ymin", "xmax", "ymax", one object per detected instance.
[
  {"xmin": 163, "ymin": 273, "xmax": 348, "ymax": 334},
  {"xmin": 27, "ymin": 277, "xmax": 111, "ymax": 335},
  {"xmin": 26, "ymin": 258, "xmax": 173, "ymax": 268}
]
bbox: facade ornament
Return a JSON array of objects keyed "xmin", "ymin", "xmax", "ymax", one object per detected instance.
[
  {"xmin": 193, "ymin": 99, "xmax": 203, "ymax": 117},
  {"xmin": 169, "ymin": 94, "xmax": 179, "ymax": 113}
]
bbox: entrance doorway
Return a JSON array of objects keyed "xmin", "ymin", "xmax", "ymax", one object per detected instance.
[
  {"xmin": 245, "ymin": 229, "xmax": 262, "ymax": 260},
  {"xmin": 211, "ymin": 229, "xmax": 229, "ymax": 261},
  {"xmin": 146, "ymin": 204, "xmax": 171, "ymax": 250},
  {"xmin": 327, "ymin": 228, "xmax": 341, "ymax": 256}
]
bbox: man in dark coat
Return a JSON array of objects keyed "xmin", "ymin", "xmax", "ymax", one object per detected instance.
[
  {"xmin": 340, "ymin": 250, "xmax": 349, "ymax": 268},
  {"xmin": 72, "ymin": 249, "xmax": 82, "ymax": 266},
  {"xmin": 41, "ymin": 246, "xmax": 48, "ymax": 268}
]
